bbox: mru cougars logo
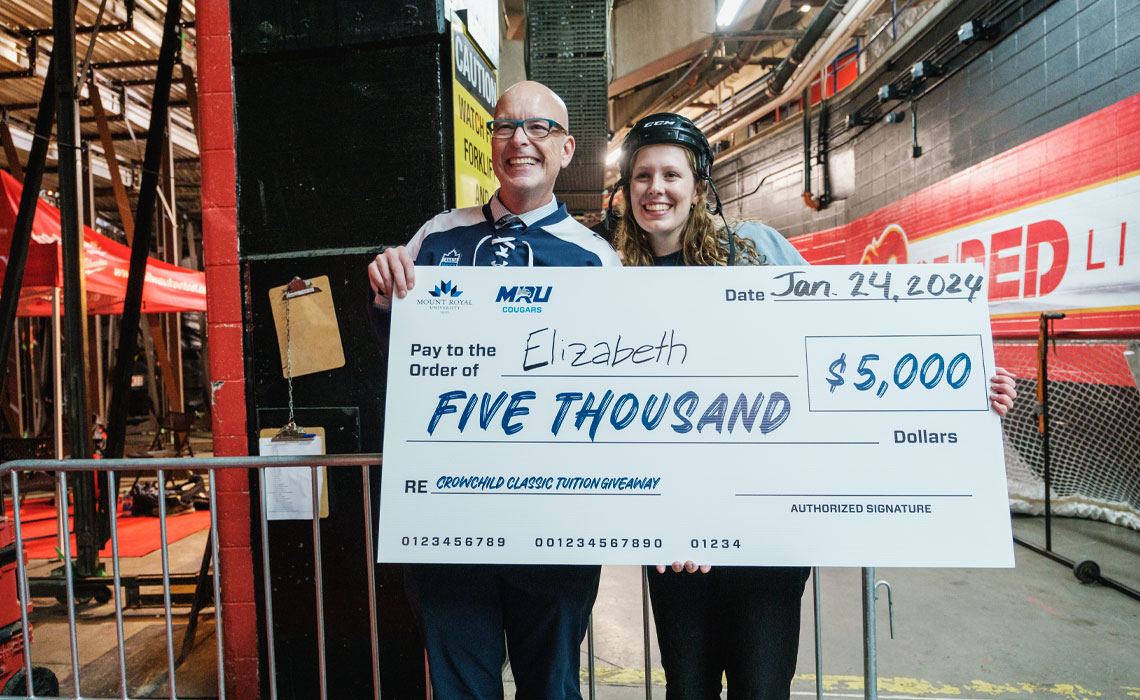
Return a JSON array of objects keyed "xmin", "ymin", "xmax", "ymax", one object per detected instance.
[
  {"xmin": 497, "ymin": 285, "xmax": 551, "ymax": 314},
  {"xmin": 418, "ymin": 280, "xmax": 472, "ymax": 312}
]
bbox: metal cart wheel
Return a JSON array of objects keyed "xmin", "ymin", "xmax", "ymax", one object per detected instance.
[
  {"xmin": 93, "ymin": 584, "xmax": 113, "ymax": 605},
  {"xmin": 2, "ymin": 666, "xmax": 60, "ymax": 697},
  {"xmin": 1073, "ymin": 559, "xmax": 1100, "ymax": 584},
  {"xmin": 55, "ymin": 591, "xmax": 94, "ymax": 606}
]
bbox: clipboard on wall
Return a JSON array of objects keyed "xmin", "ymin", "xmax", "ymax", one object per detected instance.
[
  {"xmin": 268, "ymin": 275, "xmax": 346, "ymax": 378},
  {"xmin": 258, "ymin": 427, "xmax": 330, "ymax": 520}
]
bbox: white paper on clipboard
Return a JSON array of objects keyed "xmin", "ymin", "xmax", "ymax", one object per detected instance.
[{"xmin": 259, "ymin": 431, "xmax": 329, "ymax": 520}]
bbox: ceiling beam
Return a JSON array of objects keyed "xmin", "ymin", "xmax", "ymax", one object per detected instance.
[
  {"xmin": 609, "ymin": 36, "xmax": 715, "ymax": 98},
  {"xmin": 714, "ymin": 29, "xmax": 806, "ymax": 40}
]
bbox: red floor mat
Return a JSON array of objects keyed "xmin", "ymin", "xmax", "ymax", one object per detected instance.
[{"xmin": 4, "ymin": 498, "xmax": 209, "ymax": 559}]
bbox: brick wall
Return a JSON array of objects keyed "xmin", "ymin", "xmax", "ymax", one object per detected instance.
[{"xmin": 194, "ymin": 0, "xmax": 257, "ymax": 698}]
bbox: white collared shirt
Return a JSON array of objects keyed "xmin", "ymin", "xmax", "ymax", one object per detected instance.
[{"xmin": 488, "ymin": 192, "xmax": 560, "ymax": 229}]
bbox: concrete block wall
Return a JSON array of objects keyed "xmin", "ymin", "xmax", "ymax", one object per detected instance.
[{"xmin": 715, "ymin": 0, "xmax": 1140, "ymax": 239}]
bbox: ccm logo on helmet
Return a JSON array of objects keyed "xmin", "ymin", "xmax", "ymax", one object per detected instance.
[{"xmin": 642, "ymin": 120, "xmax": 677, "ymax": 128}]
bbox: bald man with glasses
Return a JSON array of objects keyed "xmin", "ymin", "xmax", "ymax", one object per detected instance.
[{"xmin": 368, "ymin": 81, "xmax": 619, "ymax": 699}]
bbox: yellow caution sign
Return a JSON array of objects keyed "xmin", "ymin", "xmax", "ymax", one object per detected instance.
[{"xmin": 452, "ymin": 20, "xmax": 498, "ymax": 208}]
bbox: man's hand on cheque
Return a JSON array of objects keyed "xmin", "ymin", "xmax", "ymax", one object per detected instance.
[{"xmin": 368, "ymin": 246, "xmax": 416, "ymax": 307}]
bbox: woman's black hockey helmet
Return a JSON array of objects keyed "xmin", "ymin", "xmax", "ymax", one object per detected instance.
[
  {"xmin": 607, "ymin": 112, "xmax": 736, "ymax": 263},
  {"xmin": 619, "ymin": 112, "xmax": 715, "ymax": 183},
  {"xmin": 608, "ymin": 112, "xmax": 727, "ymax": 225}
]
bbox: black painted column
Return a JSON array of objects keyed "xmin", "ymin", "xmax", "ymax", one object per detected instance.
[{"xmin": 229, "ymin": 1, "xmax": 452, "ymax": 696}]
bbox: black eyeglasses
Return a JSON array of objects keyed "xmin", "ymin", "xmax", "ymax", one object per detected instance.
[{"xmin": 486, "ymin": 118, "xmax": 566, "ymax": 140}]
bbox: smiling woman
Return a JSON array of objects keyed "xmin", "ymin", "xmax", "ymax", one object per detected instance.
[
  {"xmin": 627, "ymin": 144, "xmax": 699, "ymax": 252},
  {"xmin": 611, "ymin": 115, "xmax": 814, "ymax": 700},
  {"xmin": 609, "ymin": 111, "xmax": 1017, "ymax": 700},
  {"xmin": 612, "ymin": 113, "xmax": 780, "ymax": 268}
]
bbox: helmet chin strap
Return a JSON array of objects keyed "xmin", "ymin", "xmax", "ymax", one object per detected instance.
[
  {"xmin": 705, "ymin": 177, "xmax": 736, "ymax": 267},
  {"xmin": 604, "ymin": 183, "xmax": 623, "ymax": 234}
]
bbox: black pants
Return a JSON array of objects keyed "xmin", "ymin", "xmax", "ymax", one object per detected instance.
[
  {"xmin": 405, "ymin": 563, "xmax": 601, "ymax": 700},
  {"xmin": 647, "ymin": 566, "xmax": 811, "ymax": 700}
]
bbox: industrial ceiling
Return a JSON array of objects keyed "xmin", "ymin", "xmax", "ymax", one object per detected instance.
[
  {"xmin": 1, "ymin": 0, "xmax": 919, "ymax": 230},
  {"xmin": 0, "ymin": 0, "xmax": 199, "ymax": 238}
]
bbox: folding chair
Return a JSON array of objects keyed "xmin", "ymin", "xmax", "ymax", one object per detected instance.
[{"xmin": 148, "ymin": 411, "xmax": 195, "ymax": 458}]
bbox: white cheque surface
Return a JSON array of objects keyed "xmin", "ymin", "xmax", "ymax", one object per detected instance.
[{"xmin": 378, "ymin": 264, "xmax": 1014, "ymax": 567}]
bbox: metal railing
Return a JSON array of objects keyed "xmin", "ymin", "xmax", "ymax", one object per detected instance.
[
  {"xmin": 0, "ymin": 455, "xmax": 892, "ymax": 700},
  {"xmin": 0, "ymin": 454, "xmax": 382, "ymax": 700}
]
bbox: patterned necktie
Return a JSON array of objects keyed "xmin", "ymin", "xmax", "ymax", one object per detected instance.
[
  {"xmin": 495, "ymin": 215, "xmax": 525, "ymax": 230},
  {"xmin": 489, "ymin": 216, "xmax": 526, "ymax": 266}
]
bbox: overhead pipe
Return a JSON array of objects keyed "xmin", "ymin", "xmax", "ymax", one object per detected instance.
[
  {"xmin": 609, "ymin": 0, "xmax": 785, "ymax": 159},
  {"xmin": 766, "ymin": 0, "xmax": 851, "ymax": 99},
  {"xmin": 752, "ymin": 0, "xmax": 882, "ymax": 114},
  {"xmin": 714, "ymin": 28, "xmax": 807, "ymax": 41},
  {"xmin": 679, "ymin": 0, "xmax": 843, "ymax": 128},
  {"xmin": 698, "ymin": 0, "xmax": 885, "ymax": 145},
  {"xmin": 603, "ymin": 39, "xmax": 723, "ymax": 165},
  {"xmin": 692, "ymin": 0, "xmax": 852, "ymax": 142},
  {"xmin": 105, "ymin": 0, "xmax": 184, "ymax": 460},
  {"xmin": 801, "ymin": 88, "xmax": 816, "ymax": 209},
  {"xmin": 618, "ymin": 40, "xmax": 722, "ymax": 130},
  {"xmin": 657, "ymin": 0, "xmax": 786, "ymax": 117},
  {"xmin": 803, "ymin": 79, "xmax": 831, "ymax": 210},
  {"xmin": 711, "ymin": 56, "xmax": 783, "ymax": 67},
  {"xmin": 818, "ymin": 94, "xmax": 831, "ymax": 202}
]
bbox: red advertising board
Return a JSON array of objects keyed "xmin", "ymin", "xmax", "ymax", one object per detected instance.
[{"xmin": 791, "ymin": 93, "xmax": 1140, "ymax": 339}]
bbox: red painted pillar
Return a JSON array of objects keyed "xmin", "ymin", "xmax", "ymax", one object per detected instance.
[{"xmin": 195, "ymin": 1, "xmax": 258, "ymax": 697}]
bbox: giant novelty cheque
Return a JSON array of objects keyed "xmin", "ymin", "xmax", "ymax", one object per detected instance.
[{"xmin": 377, "ymin": 264, "xmax": 1014, "ymax": 567}]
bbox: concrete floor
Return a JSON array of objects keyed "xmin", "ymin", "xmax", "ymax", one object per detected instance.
[
  {"xmin": 556, "ymin": 514, "xmax": 1140, "ymax": 700},
  {"xmin": 15, "ymin": 459, "xmax": 1140, "ymax": 699},
  {"xmin": 14, "ymin": 430, "xmax": 221, "ymax": 699},
  {"xmin": 22, "ymin": 528, "xmax": 219, "ymax": 699}
]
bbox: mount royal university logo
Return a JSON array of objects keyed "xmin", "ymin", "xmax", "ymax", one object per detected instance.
[{"xmin": 418, "ymin": 280, "xmax": 471, "ymax": 311}]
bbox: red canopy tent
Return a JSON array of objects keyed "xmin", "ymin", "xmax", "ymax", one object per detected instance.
[{"xmin": 0, "ymin": 169, "xmax": 206, "ymax": 316}]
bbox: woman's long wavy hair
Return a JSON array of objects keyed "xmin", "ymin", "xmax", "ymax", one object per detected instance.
[{"xmin": 614, "ymin": 146, "xmax": 765, "ymax": 267}]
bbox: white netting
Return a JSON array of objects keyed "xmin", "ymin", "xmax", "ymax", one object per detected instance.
[{"xmin": 998, "ymin": 340, "xmax": 1140, "ymax": 532}]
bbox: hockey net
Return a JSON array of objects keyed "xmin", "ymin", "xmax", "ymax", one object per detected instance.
[{"xmin": 996, "ymin": 340, "xmax": 1140, "ymax": 531}]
